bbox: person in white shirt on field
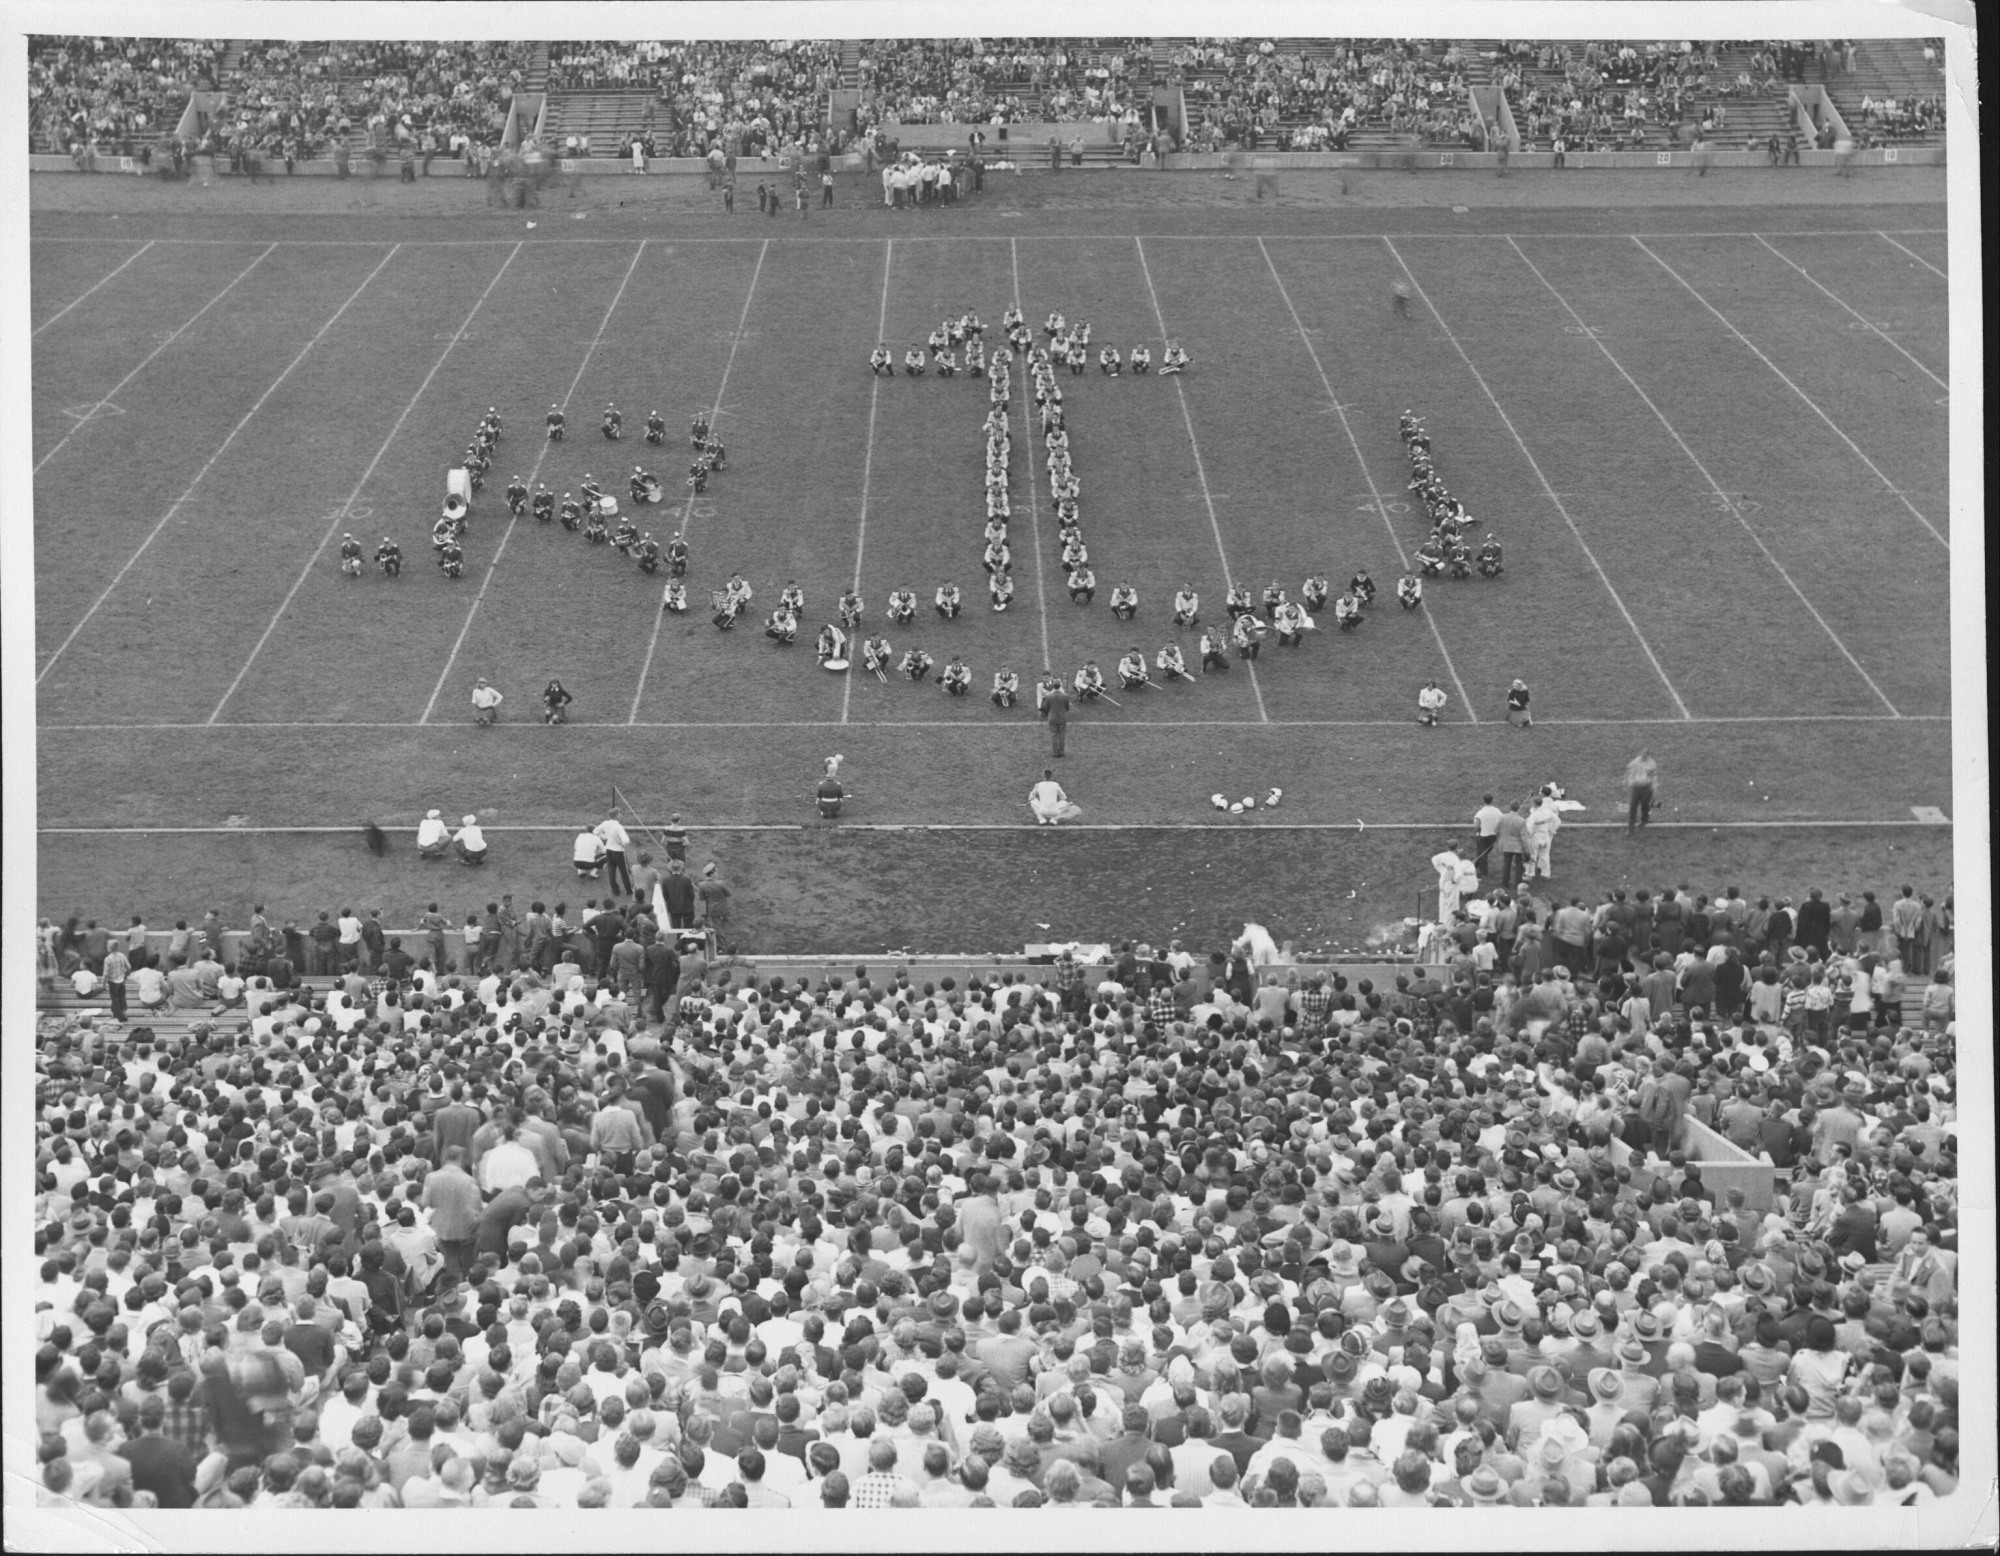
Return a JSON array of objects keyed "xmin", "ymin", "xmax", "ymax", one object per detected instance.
[
  {"xmin": 573, "ymin": 826, "xmax": 608, "ymax": 880},
  {"xmin": 1029, "ymin": 770, "xmax": 1082, "ymax": 825},
  {"xmin": 471, "ymin": 678, "xmax": 504, "ymax": 724},
  {"xmin": 416, "ymin": 808, "xmax": 451, "ymax": 859},
  {"xmin": 1417, "ymin": 679, "xmax": 1447, "ymax": 726},
  {"xmin": 452, "ymin": 815, "xmax": 489, "ymax": 866},
  {"xmin": 595, "ymin": 813, "xmax": 635, "ymax": 896}
]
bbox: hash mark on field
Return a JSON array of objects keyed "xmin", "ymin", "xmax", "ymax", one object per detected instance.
[{"xmin": 60, "ymin": 400, "xmax": 125, "ymax": 424}]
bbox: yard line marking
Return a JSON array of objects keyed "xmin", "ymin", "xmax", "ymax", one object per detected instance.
[
  {"xmin": 36, "ymin": 243, "xmax": 277, "ymax": 472},
  {"xmin": 35, "ymin": 245, "xmax": 404, "ymax": 685},
  {"xmin": 1752, "ymin": 234, "xmax": 1946, "ymax": 390},
  {"xmin": 839, "ymin": 238, "xmax": 896, "ymax": 726},
  {"xmin": 1008, "ymin": 237, "xmax": 1055, "ymax": 672},
  {"xmin": 30, "ymin": 228, "xmax": 1954, "ymax": 247},
  {"xmin": 32, "ymin": 239, "xmax": 155, "ymax": 335},
  {"xmin": 210, "ymin": 243, "xmax": 527, "ymax": 725},
  {"xmin": 419, "ymin": 240, "xmax": 648, "ymax": 726},
  {"xmin": 1876, "ymin": 231, "xmax": 1948, "ymax": 279},
  {"xmin": 1383, "ymin": 238, "xmax": 1691, "ymax": 721},
  {"xmin": 1133, "ymin": 237, "xmax": 1268, "ymax": 723},
  {"xmin": 1261, "ymin": 238, "xmax": 1476, "ymax": 722},
  {"xmin": 36, "ymin": 817, "xmax": 1951, "ymax": 835},
  {"xmin": 1510, "ymin": 238, "xmax": 1904, "ymax": 717},
  {"xmin": 629, "ymin": 238, "xmax": 769, "ymax": 722},
  {"xmin": 1636, "ymin": 237, "xmax": 1949, "ymax": 551},
  {"xmin": 34, "ymin": 712, "xmax": 1948, "ymax": 732}
]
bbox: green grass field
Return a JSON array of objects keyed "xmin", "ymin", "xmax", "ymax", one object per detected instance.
[{"xmin": 29, "ymin": 170, "xmax": 1957, "ymax": 951}]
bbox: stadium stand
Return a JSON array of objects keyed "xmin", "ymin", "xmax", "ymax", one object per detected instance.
[
  {"xmin": 1821, "ymin": 38, "xmax": 1946, "ymax": 144},
  {"xmin": 1163, "ymin": 39, "xmax": 1482, "ymax": 152},
  {"xmin": 28, "ymin": 37, "xmax": 222, "ymax": 156},
  {"xmin": 29, "ymin": 876, "xmax": 1959, "ymax": 1511}
]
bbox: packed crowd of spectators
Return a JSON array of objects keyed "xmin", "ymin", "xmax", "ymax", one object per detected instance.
[
  {"xmin": 1851, "ymin": 93, "xmax": 1944, "ymax": 140},
  {"xmin": 1168, "ymin": 40, "xmax": 1483, "ymax": 153},
  {"xmin": 855, "ymin": 39, "xmax": 1151, "ymax": 129},
  {"xmin": 541, "ymin": 41, "xmax": 839, "ymax": 158},
  {"xmin": 28, "ymin": 37, "xmax": 223, "ymax": 155},
  {"xmin": 28, "ymin": 850, "xmax": 1960, "ymax": 1514}
]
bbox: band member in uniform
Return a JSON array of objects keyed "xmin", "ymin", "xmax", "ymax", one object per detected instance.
[
  {"xmin": 1417, "ymin": 679, "xmax": 1447, "ymax": 726},
  {"xmin": 1447, "ymin": 536, "xmax": 1473, "ymax": 579},
  {"xmin": 1161, "ymin": 340, "xmax": 1190, "ymax": 374},
  {"xmin": 991, "ymin": 665, "xmax": 1020, "ymax": 707},
  {"xmin": 462, "ymin": 446, "xmax": 487, "ymax": 490},
  {"xmin": 634, "ymin": 533, "xmax": 662, "ymax": 573},
  {"xmin": 432, "ymin": 514, "xmax": 460, "ymax": 551},
  {"xmin": 1155, "ymin": 642, "xmax": 1193, "ymax": 682},
  {"xmin": 886, "ymin": 587, "xmax": 918, "ymax": 627},
  {"xmin": 1044, "ymin": 310, "xmax": 1066, "ymax": 338},
  {"xmin": 1350, "ymin": 568, "xmax": 1377, "ymax": 605},
  {"xmin": 1073, "ymin": 661, "xmax": 1107, "ymax": 701},
  {"xmin": 1477, "ymin": 533, "xmax": 1504, "ymax": 577},
  {"xmin": 1059, "ymin": 534, "xmax": 1088, "ymax": 572},
  {"xmin": 1232, "ymin": 609, "xmax": 1265, "ymax": 662},
  {"xmin": 630, "ymin": 466, "xmax": 658, "ymax": 503},
  {"xmin": 1002, "ymin": 305, "xmax": 1025, "ymax": 333},
  {"xmin": 690, "ymin": 409, "xmax": 711, "ymax": 445},
  {"xmin": 1301, "ymin": 573, "xmax": 1330, "ymax": 615},
  {"xmin": 579, "ymin": 471, "xmax": 604, "ymax": 508},
  {"xmin": 601, "ymin": 402, "xmax": 622, "ymax": 439},
  {"xmin": 1065, "ymin": 342, "xmax": 1087, "ymax": 374},
  {"xmin": 935, "ymin": 581, "xmax": 962, "ymax": 619},
  {"xmin": 374, "ymin": 537, "xmax": 403, "ymax": 577},
  {"xmin": 1415, "ymin": 533, "xmax": 1445, "ymax": 577},
  {"xmin": 1199, "ymin": 625, "xmax": 1230, "ymax": 673},
  {"xmin": 778, "ymin": 580, "xmax": 806, "ymax": 616},
  {"xmin": 1262, "ymin": 579, "xmax": 1287, "ymax": 619},
  {"xmin": 1129, "ymin": 343, "xmax": 1151, "ymax": 374},
  {"xmin": 837, "ymin": 588, "xmax": 864, "ymax": 629},
  {"xmin": 869, "ymin": 344, "xmax": 895, "ymax": 375},
  {"xmin": 724, "ymin": 574, "xmax": 753, "ymax": 618},
  {"xmin": 939, "ymin": 656, "xmax": 971, "ymax": 696},
  {"xmin": 1172, "ymin": 584, "xmax": 1201, "ymax": 627},
  {"xmin": 583, "ymin": 507, "xmax": 609, "ymax": 544},
  {"xmin": 662, "ymin": 579, "xmax": 689, "ymax": 613},
  {"xmin": 339, "ymin": 533, "xmax": 364, "ymax": 577},
  {"xmin": 1117, "ymin": 648, "xmax": 1150, "ymax": 689},
  {"xmin": 1225, "ymin": 582, "xmax": 1254, "ymax": 618},
  {"xmin": 686, "ymin": 458, "xmax": 710, "ymax": 496},
  {"xmin": 1397, "ymin": 571, "xmax": 1424, "ymax": 609},
  {"xmin": 1333, "ymin": 591, "xmax": 1363, "ymax": 631},
  {"xmin": 862, "ymin": 633, "xmax": 893, "ymax": 677},
  {"xmin": 438, "ymin": 538, "xmax": 464, "ymax": 578},
  {"xmin": 983, "ymin": 515, "xmax": 1010, "ymax": 549},
  {"xmin": 988, "ymin": 569, "xmax": 1015, "ymax": 611},
  {"xmin": 1066, "ymin": 564, "xmax": 1097, "ymax": 605},
  {"xmin": 1034, "ymin": 671, "xmax": 1062, "ymax": 712},
  {"xmin": 713, "ymin": 590, "xmax": 739, "ymax": 630},
  {"xmin": 1109, "ymin": 581, "xmax": 1139, "ymax": 622},
  {"xmin": 533, "ymin": 483, "xmax": 555, "ymax": 523},
  {"xmin": 815, "ymin": 759, "xmax": 846, "ymax": 819},
  {"xmin": 1275, "ymin": 598, "xmax": 1312, "ymax": 646},
  {"xmin": 965, "ymin": 336, "xmax": 986, "ymax": 376},
  {"xmin": 936, "ymin": 349, "xmax": 957, "ymax": 378},
  {"xmin": 611, "ymin": 518, "xmax": 639, "ymax": 555},
  {"xmin": 927, "ymin": 323, "xmax": 950, "ymax": 358},
  {"xmin": 506, "ymin": 475, "xmax": 528, "ymax": 515},
  {"xmin": 542, "ymin": 678, "xmax": 573, "ymax": 724},
  {"xmin": 816, "ymin": 622, "xmax": 848, "ymax": 665},
  {"xmin": 663, "ymin": 533, "xmax": 689, "ymax": 578},
  {"xmin": 900, "ymin": 646, "xmax": 934, "ymax": 682},
  {"xmin": 481, "ymin": 407, "xmax": 503, "ymax": 441},
  {"xmin": 765, "ymin": 605, "xmax": 799, "ymax": 644},
  {"xmin": 646, "ymin": 410, "xmax": 667, "ymax": 445},
  {"xmin": 903, "ymin": 346, "xmax": 927, "ymax": 376},
  {"xmin": 547, "ymin": 403, "xmax": 566, "ymax": 440}
]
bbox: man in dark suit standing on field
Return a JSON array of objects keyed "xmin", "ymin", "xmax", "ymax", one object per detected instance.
[{"xmin": 1043, "ymin": 683, "xmax": 1070, "ymax": 757}]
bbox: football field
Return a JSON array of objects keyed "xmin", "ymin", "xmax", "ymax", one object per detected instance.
[{"xmin": 28, "ymin": 188, "xmax": 1958, "ymax": 948}]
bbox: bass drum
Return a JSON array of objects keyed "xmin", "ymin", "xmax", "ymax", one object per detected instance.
[
  {"xmin": 821, "ymin": 657, "xmax": 850, "ymax": 672},
  {"xmin": 636, "ymin": 477, "xmax": 663, "ymax": 504},
  {"xmin": 596, "ymin": 494, "xmax": 620, "ymax": 517}
]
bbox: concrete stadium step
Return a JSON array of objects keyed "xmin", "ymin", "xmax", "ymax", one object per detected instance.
[
  {"xmin": 839, "ymin": 40, "xmax": 862, "ymax": 89},
  {"xmin": 525, "ymin": 41, "xmax": 550, "ymax": 93},
  {"xmin": 542, "ymin": 88, "xmax": 663, "ymax": 150},
  {"xmin": 1822, "ymin": 37, "xmax": 1945, "ymax": 141}
]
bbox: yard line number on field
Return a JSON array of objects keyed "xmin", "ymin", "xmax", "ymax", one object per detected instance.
[
  {"xmin": 1258, "ymin": 238, "xmax": 1475, "ymax": 722},
  {"xmin": 839, "ymin": 238, "xmax": 896, "ymax": 725},
  {"xmin": 1637, "ymin": 237, "xmax": 1948, "ymax": 551},
  {"xmin": 1382, "ymin": 237, "xmax": 1692, "ymax": 722},
  {"xmin": 628, "ymin": 238, "xmax": 769, "ymax": 722},
  {"xmin": 32, "ymin": 239, "xmax": 156, "ymax": 337},
  {"xmin": 211, "ymin": 243, "xmax": 528, "ymax": 725},
  {"xmin": 1506, "ymin": 237, "xmax": 1902, "ymax": 717},
  {"xmin": 36, "ymin": 244, "xmax": 278, "ymax": 474},
  {"xmin": 1132, "ymin": 236, "xmax": 1268, "ymax": 723},
  {"xmin": 419, "ymin": 240, "xmax": 650, "ymax": 725},
  {"xmin": 36, "ymin": 245, "xmax": 406, "ymax": 686},
  {"xmin": 1751, "ymin": 234, "xmax": 1946, "ymax": 391}
]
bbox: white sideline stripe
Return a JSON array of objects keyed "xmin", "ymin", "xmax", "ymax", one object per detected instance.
[
  {"xmin": 629, "ymin": 238, "xmax": 769, "ymax": 722},
  {"xmin": 1382, "ymin": 238, "xmax": 1692, "ymax": 722},
  {"xmin": 421, "ymin": 240, "xmax": 648, "ymax": 725},
  {"xmin": 1133, "ymin": 236, "xmax": 1268, "ymax": 722},
  {"xmin": 1509, "ymin": 237, "xmax": 1903, "ymax": 718},
  {"xmin": 34, "ymin": 713, "xmax": 1949, "ymax": 731},
  {"xmin": 212, "ymin": 243, "xmax": 526, "ymax": 725},
  {"xmin": 37, "ymin": 818, "xmax": 1951, "ymax": 836},
  {"xmin": 1260, "ymin": 238, "xmax": 1476, "ymax": 722},
  {"xmin": 1876, "ymin": 231, "xmax": 1947, "ymax": 279},
  {"xmin": 1752, "ymin": 234, "xmax": 1947, "ymax": 390},
  {"xmin": 32, "ymin": 239, "xmax": 155, "ymax": 336},
  {"xmin": 35, "ymin": 245, "xmax": 404, "ymax": 685},
  {"xmin": 1648, "ymin": 236, "xmax": 1949, "ymax": 549},
  {"xmin": 839, "ymin": 238, "xmax": 895, "ymax": 725},
  {"xmin": 1009, "ymin": 237, "xmax": 1055, "ymax": 672},
  {"xmin": 36, "ymin": 244, "xmax": 277, "ymax": 473},
  {"xmin": 31, "ymin": 229, "xmax": 1956, "ymax": 247}
]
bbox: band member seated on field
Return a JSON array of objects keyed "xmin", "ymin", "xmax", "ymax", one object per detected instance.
[
  {"xmin": 374, "ymin": 538, "xmax": 402, "ymax": 576},
  {"xmin": 939, "ymin": 657, "xmax": 971, "ymax": 696},
  {"xmin": 935, "ymin": 582, "xmax": 962, "ymax": 619},
  {"xmin": 900, "ymin": 646, "xmax": 934, "ymax": 682},
  {"xmin": 862, "ymin": 634, "xmax": 892, "ymax": 676},
  {"xmin": 991, "ymin": 666, "xmax": 1020, "ymax": 707},
  {"xmin": 1398, "ymin": 571, "xmax": 1424, "ymax": 609},
  {"xmin": 1072, "ymin": 661, "xmax": 1107, "ymax": 701},
  {"xmin": 1173, "ymin": 585, "xmax": 1200, "ymax": 627},
  {"xmin": 765, "ymin": 605, "xmax": 799, "ymax": 644},
  {"xmin": 1156, "ymin": 643, "xmax": 1194, "ymax": 682},
  {"xmin": 1117, "ymin": 649, "xmax": 1149, "ymax": 689},
  {"xmin": 886, "ymin": 587, "xmax": 918, "ymax": 627}
]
